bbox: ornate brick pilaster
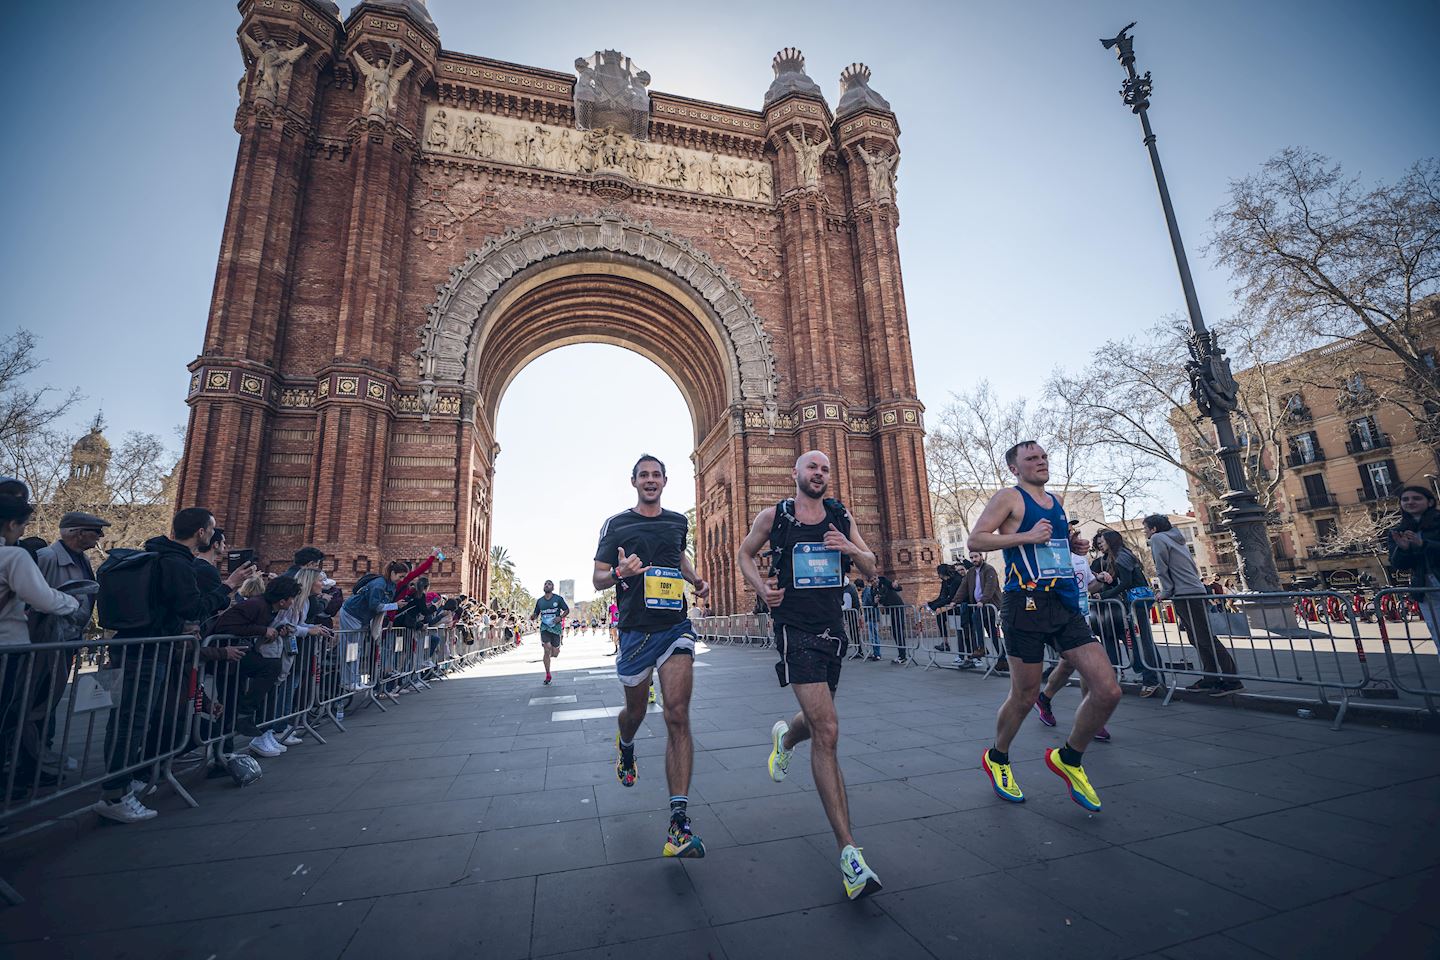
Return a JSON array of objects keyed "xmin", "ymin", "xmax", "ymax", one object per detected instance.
[{"xmin": 179, "ymin": 1, "xmax": 338, "ymax": 540}]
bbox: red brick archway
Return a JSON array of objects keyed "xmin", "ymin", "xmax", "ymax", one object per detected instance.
[{"xmin": 179, "ymin": 1, "xmax": 940, "ymax": 610}]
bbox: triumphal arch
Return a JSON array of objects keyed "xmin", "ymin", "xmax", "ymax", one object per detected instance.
[{"xmin": 179, "ymin": 0, "xmax": 939, "ymax": 609}]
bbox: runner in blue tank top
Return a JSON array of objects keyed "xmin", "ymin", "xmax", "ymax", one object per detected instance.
[{"xmin": 967, "ymin": 441, "xmax": 1122, "ymax": 812}]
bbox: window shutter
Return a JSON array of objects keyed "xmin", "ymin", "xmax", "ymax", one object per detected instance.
[{"xmin": 1359, "ymin": 464, "xmax": 1375, "ymax": 499}]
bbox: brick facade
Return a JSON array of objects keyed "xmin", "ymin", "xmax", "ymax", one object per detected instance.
[{"xmin": 179, "ymin": 0, "xmax": 939, "ymax": 610}]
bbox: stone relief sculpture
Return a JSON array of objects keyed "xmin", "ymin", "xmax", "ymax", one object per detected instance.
[
  {"xmin": 421, "ymin": 105, "xmax": 773, "ymax": 203},
  {"xmin": 785, "ymin": 127, "xmax": 827, "ymax": 188},
  {"xmin": 241, "ymin": 34, "xmax": 308, "ymax": 107},
  {"xmin": 855, "ymin": 144, "xmax": 900, "ymax": 202},
  {"xmin": 353, "ymin": 42, "xmax": 414, "ymax": 120}
]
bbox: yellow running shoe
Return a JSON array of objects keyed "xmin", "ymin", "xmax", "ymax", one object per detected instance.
[
  {"xmin": 648, "ymin": 685, "xmax": 657, "ymax": 705},
  {"xmin": 1045, "ymin": 748, "xmax": 1101, "ymax": 811},
  {"xmin": 982, "ymin": 749, "xmax": 1024, "ymax": 803},
  {"xmin": 840, "ymin": 844, "xmax": 882, "ymax": 900},
  {"xmin": 768, "ymin": 719, "xmax": 792, "ymax": 783}
]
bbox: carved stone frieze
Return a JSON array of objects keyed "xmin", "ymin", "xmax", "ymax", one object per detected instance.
[
  {"xmin": 708, "ymin": 216, "xmax": 781, "ymax": 283},
  {"xmin": 421, "ymin": 105, "xmax": 774, "ymax": 204},
  {"xmin": 417, "ymin": 211, "xmax": 781, "ymax": 416}
]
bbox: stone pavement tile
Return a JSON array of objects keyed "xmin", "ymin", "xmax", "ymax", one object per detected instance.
[
  {"xmin": 345, "ymin": 774, "xmax": 458, "ymax": 808},
  {"xmin": 877, "ymin": 872, "xmax": 1130, "ymax": 959},
  {"xmin": 512, "ymin": 730, "xmax": 589, "ymax": 750},
  {"xmin": 466, "ymin": 818, "xmax": 608, "ymax": 881},
  {"xmin": 0, "ymin": 848, "xmax": 341, "ymax": 940},
  {"xmin": 709, "ymin": 791, "xmax": 831, "ymax": 844},
  {"xmin": 533, "ymin": 927, "xmax": 730, "ymax": 960},
  {"xmin": 1157, "ymin": 933, "xmax": 1280, "ymax": 960},
  {"xmin": 1116, "ymin": 714, "xmax": 1239, "ymax": 740},
  {"xmin": 446, "ymin": 767, "xmax": 548, "ymax": 800},
  {"xmin": 255, "ymin": 758, "xmax": 379, "ymax": 792},
  {"xmin": 22, "ymin": 818, "xmax": 255, "ymax": 879},
  {"xmin": 1123, "ymin": 735, "xmax": 1273, "ymax": 769},
  {"xmin": 1064, "ymin": 745, "xmax": 1198, "ymax": 788},
  {"xmin": 1125, "ymin": 825, "xmax": 1384, "ymax": 911},
  {"xmin": 846, "ymin": 745, "xmax": 969, "ymax": 779},
  {"xmin": 361, "ymin": 796, "xmax": 494, "ymax": 843},
  {"xmin": 546, "ymin": 741, "xmax": 619, "ymax": 765},
  {"xmin": 355, "ymin": 753, "xmax": 469, "ymax": 781},
  {"xmin": 599, "ymin": 804, "xmax": 738, "ymax": 864},
  {"xmin": 1101, "ymin": 774, "xmax": 1291, "ymax": 824},
  {"xmin": 851, "ymin": 727, "xmax": 947, "ymax": 751},
  {"xmin": 1351, "ymin": 866, "xmax": 1440, "ymax": 928},
  {"xmin": 802, "ymin": 817, "xmax": 997, "ymax": 890},
  {"xmin": 1282, "ymin": 750, "xmax": 1438, "ymax": 789},
  {"xmin": 680, "ymin": 760, "xmax": 804, "ymax": 804},
  {"xmin": 1184, "ymin": 759, "xmax": 1368, "ymax": 804},
  {"xmin": 1023, "ymin": 780, "xmax": 1209, "ymax": 843},
  {"xmin": 1323, "ymin": 736, "xmax": 1440, "ymax": 773},
  {"xmin": 7, "ymin": 899, "xmax": 374, "ymax": 960},
  {"xmin": 343, "ymin": 740, "xmax": 443, "ymax": 764},
  {"xmin": 1007, "ymin": 846, "xmax": 1274, "ymax": 954},
  {"xmin": 530, "ymin": 857, "xmax": 708, "ymax": 956},
  {"xmin": 716, "ymin": 898, "xmax": 934, "ymax": 960},
  {"xmin": 431, "ymin": 734, "xmax": 517, "ymax": 757},
  {"xmin": 458, "ymin": 747, "xmax": 551, "ymax": 774},
  {"xmin": 484, "ymin": 786, "xmax": 599, "ymax": 829},
  {"xmin": 546, "ymin": 759, "xmax": 630, "ymax": 790},
  {"xmin": 1227, "ymin": 895, "xmax": 1440, "ymax": 959},
  {"xmin": 339, "ymin": 876, "xmax": 535, "ymax": 960},
  {"xmin": 921, "ymin": 804, "xmax": 1110, "ymax": 867},
  {"xmin": 155, "ymin": 783, "xmax": 357, "ymax": 826},
  {"xmin": 304, "ymin": 833, "xmax": 476, "ymax": 901},
  {"xmin": 703, "ymin": 744, "xmax": 777, "ymax": 772},
  {"xmin": 235, "ymin": 808, "xmax": 383, "ymax": 857},
  {"xmin": 1182, "ymin": 729, "xmax": 1331, "ymax": 758},
  {"xmin": 694, "ymin": 727, "xmax": 770, "ymax": 750},
  {"xmin": 902, "ymin": 767, "xmax": 1010, "ymax": 810},
  {"xmin": 927, "ymin": 736, "xmax": 1004, "ymax": 764},
  {"xmin": 1228, "ymin": 806, "xmax": 1440, "ymax": 877},
  {"xmin": 681, "ymin": 835, "xmax": 842, "ymax": 924},
  {"xmin": 1247, "ymin": 717, "xmax": 1387, "ymax": 745},
  {"xmin": 843, "ymin": 778, "xmax": 959, "ymax": 825}
]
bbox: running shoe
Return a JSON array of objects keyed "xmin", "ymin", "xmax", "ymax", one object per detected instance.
[
  {"xmin": 981, "ymin": 750, "xmax": 1024, "ymax": 803},
  {"xmin": 648, "ymin": 685, "xmax": 656, "ymax": 705},
  {"xmin": 543, "ymin": 675, "xmax": 552, "ymax": 686},
  {"xmin": 1093, "ymin": 726, "xmax": 1112, "ymax": 743},
  {"xmin": 768, "ymin": 719, "xmax": 792, "ymax": 782},
  {"xmin": 1045, "ymin": 748, "xmax": 1101, "ymax": 811},
  {"xmin": 662, "ymin": 810, "xmax": 705, "ymax": 858},
  {"xmin": 615, "ymin": 733, "xmax": 638, "ymax": 787},
  {"xmin": 840, "ymin": 844, "xmax": 882, "ymax": 900},
  {"xmin": 1033, "ymin": 696, "xmax": 1057, "ymax": 727}
]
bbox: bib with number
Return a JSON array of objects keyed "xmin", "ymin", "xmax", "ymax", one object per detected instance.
[
  {"xmin": 792, "ymin": 542, "xmax": 843, "ymax": 589},
  {"xmin": 1031, "ymin": 539, "xmax": 1073, "ymax": 580},
  {"xmin": 644, "ymin": 567, "xmax": 685, "ymax": 609}
]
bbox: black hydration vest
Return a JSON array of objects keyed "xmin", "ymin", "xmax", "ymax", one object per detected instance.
[{"xmin": 769, "ymin": 497, "xmax": 851, "ymax": 635}]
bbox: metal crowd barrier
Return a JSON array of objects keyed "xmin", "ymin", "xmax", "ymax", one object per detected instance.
[{"xmin": 1371, "ymin": 586, "xmax": 1439, "ymax": 715}]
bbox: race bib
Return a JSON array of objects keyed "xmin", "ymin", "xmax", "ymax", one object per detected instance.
[
  {"xmin": 792, "ymin": 543, "xmax": 842, "ymax": 589},
  {"xmin": 540, "ymin": 612, "xmax": 559, "ymax": 628},
  {"xmin": 644, "ymin": 567, "xmax": 685, "ymax": 609},
  {"xmin": 1032, "ymin": 539, "xmax": 1073, "ymax": 580}
]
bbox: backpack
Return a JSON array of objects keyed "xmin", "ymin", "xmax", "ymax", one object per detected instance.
[
  {"xmin": 96, "ymin": 548, "xmax": 161, "ymax": 631},
  {"xmin": 769, "ymin": 497, "xmax": 852, "ymax": 583},
  {"xmin": 353, "ymin": 572, "xmax": 382, "ymax": 594}
]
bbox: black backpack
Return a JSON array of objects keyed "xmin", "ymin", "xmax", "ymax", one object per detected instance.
[
  {"xmin": 353, "ymin": 572, "xmax": 382, "ymax": 594},
  {"xmin": 96, "ymin": 548, "xmax": 160, "ymax": 631},
  {"xmin": 769, "ymin": 497, "xmax": 852, "ymax": 583}
]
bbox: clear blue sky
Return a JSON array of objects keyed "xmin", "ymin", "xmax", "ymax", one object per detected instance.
[{"xmin": 3, "ymin": 1, "xmax": 1436, "ymax": 597}]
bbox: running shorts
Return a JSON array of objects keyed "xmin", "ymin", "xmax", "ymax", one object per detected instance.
[
  {"xmin": 774, "ymin": 623, "xmax": 845, "ymax": 692},
  {"xmin": 616, "ymin": 620, "xmax": 694, "ymax": 687},
  {"xmin": 540, "ymin": 629, "xmax": 563, "ymax": 647},
  {"xmin": 999, "ymin": 590, "xmax": 1094, "ymax": 664}
]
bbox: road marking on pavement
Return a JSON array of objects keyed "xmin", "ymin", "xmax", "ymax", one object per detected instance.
[{"xmin": 528, "ymin": 695, "xmax": 579, "ymax": 705}]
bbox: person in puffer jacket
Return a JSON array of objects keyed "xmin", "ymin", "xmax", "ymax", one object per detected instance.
[{"xmin": 1144, "ymin": 515, "xmax": 1241, "ymax": 695}]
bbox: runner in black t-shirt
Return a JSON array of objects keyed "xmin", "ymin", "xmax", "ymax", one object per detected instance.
[
  {"xmin": 592, "ymin": 454, "xmax": 710, "ymax": 859},
  {"xmin": 738, "ymin": 449, "xmax": 884, "ymax": 900},
  {"xmin": 531, "ymin": 582, "xmax": 569, "ymax": 685}
]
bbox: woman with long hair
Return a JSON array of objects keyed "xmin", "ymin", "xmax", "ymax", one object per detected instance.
[
  {"xmin": 1389, "ymin": 485, "xmax": 1440, "ymax": 641},
  {"xmin": 1093, "ymin": 529, "xmax": 1163, "ymax": 697}
]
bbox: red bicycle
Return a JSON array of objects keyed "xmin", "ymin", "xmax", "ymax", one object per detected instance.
[{"xmin": 1379, "ymin": 593, "xmax": 1419, "ymax": 623}]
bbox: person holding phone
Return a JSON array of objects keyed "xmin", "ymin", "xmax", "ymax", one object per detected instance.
[{"xmin": 1389, "ymin": 486, "xmax": 1440, "ymax": 641}]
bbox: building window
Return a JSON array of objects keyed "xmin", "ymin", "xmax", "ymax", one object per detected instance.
[
  {"xmin": 1289, "ymin": 431, "xmax": 1322, "ymax": 465},
  {"xmin": 1347, "ymin": 416, "xmax": 1385, "ymax": 453},
  {"xmin": 1314, "ymin": 517, "xmax": 1338, "ymax": 542},
  {"xmin": 1362, "ymin": 460, "xmax": 1396, "ymax": 500}
]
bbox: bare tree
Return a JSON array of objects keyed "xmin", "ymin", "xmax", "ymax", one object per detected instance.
[
  {"xmin": 1314, "ymin": 506, "xmax": 1400, "ymax": 581},
  {"xmin": 1209, "ymin": 149, "xmax": 1440, "ymax": 436}
]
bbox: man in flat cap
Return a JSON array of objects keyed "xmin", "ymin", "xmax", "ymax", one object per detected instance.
[{"xmin": 32, "ymin": 511, "xmax": 109, "ymax": 775}]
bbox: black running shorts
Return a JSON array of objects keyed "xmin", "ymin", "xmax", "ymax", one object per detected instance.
[
  {"xmin": 541, "ymin": 630, "xmax": 563, "ymax": 648},
  {"xmin": 774, "ymin": 623, "xmax": 845, "ymax": 691},
  {"xmin": 999, "ymin": 591, "xmax": 1095, "ymax": 664}
]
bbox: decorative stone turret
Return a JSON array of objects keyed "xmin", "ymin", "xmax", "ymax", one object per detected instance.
[
  {"xmin": 836, "ymin": 62, "xmax": 891, "ymax": 118},
  {"xmin": 764, "ymin": 47, "xmax": 824, "ymax": 106}
]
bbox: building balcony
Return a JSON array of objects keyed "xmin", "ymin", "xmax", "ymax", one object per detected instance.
[
  {"xmin": 1297, "ymin": 494, "xmax": 1336, "ymax": 511},
  {"xmin": 1355, "ymin": 487, "xmax": 1399, "ymax": 504},
  {"xmin": 1286, "ymin": 450, "xmax": 1325, "ymax": 468},
  {"xmin": 1281, "ymin": 406, "xmax": 1313, "ymax": 425},
  {"xmin": 1345, "ymin": 436, "xmax": 1391, "ymax": 455}
]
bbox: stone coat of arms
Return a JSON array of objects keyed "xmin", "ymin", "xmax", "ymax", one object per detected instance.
[{"xmin": 574, "ymin": 50, "xmax": 651, "ymax": 140}]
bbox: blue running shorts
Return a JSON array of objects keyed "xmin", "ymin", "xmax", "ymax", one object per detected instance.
[{"xmin": 616, "ymin": 620, "xmax": 695, "ymax": 687}]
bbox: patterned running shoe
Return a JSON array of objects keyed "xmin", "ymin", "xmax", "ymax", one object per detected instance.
[
  {"xmin": 615, "ymin": 733, "xmax": 637, "ymax": 787},
  {"xmin": 1045, "ymin": 747, "xmax": 1102, "ymax": 811},
  {"xmin": 982, "ymin": 749, "xmax": 1024, "ymax": 803},
  {"xmin": 840, "ymin": 844, "xmax": 883, "ymax": 900},
  {"xmin": 662, "ymin": 811, "xmax": 706, "ymax": 858}
]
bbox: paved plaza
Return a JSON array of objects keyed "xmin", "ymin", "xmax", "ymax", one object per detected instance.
[{"xmin": 2, "ymin": 632, "xmax": 1438, "ymax": 959}]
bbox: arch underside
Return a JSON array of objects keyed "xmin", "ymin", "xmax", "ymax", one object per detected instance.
[{"xmin": 479, "ymin": 271, "xmax": 730, "ymax": 443}]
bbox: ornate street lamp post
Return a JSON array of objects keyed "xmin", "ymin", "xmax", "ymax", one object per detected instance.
[{"xmin": 1101, "ymin": 22, "xmax": 1281, "ymax": 593}]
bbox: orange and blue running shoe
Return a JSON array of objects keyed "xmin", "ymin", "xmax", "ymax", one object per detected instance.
[
  {"xmin": 662, "ymin": 811, "xmax": 705, "ymax": 858},
  {"xmin": 615, "ymin": 733, "xmax": 637, "ymax": 787},
  {"xmin": 1045, "ymin": 747, "xmax": 1101, "ymax": 811},
  {"xmin": 982, "ymin": 749, "xmax": 1024, "ymax": 803}
]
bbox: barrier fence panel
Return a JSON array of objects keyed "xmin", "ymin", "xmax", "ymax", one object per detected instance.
[{"xmin": 1371, "ymin": 586, "xmax": 1439, "ymax": 717}]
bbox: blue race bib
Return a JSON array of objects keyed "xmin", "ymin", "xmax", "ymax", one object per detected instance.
[{"xmin": 792, "ymin": 543, "xmax": 842, "ymax": 589}]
